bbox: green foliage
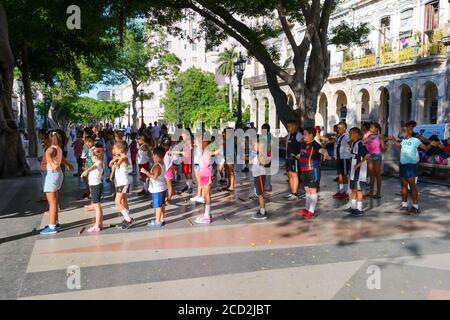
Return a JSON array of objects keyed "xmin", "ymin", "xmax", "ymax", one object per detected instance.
[
  {"xmin": 216, "ymin": 47, "xmax": 237, "ymax": 78},
  {"xmin": 59, "ymin": 97, "xmax": 126, "ymax": 124},
  {"xmin": 330, "ymin": 22, "xmax": 371, "ymax": 47},
  {"xmin": 162, "ymin": 67, "xmax": 234, "ymax": 127}
]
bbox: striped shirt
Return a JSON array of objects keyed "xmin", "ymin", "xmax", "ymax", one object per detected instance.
[{"xmin": 299, "ymin": 141, "xmax": 322, "ymax": 172}]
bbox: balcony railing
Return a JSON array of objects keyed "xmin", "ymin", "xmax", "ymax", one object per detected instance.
[{"xmin": 341, "ymin": 44, "xmax": 446, "ymax": 73}]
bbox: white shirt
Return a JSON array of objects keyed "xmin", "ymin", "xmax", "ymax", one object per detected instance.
[
  {"xmin": 88, "ymin": 161, "xmax": 103, "ymax": 186},
  {"xmin": 137, "ymin": 145, "xmax": 150, "ymax": 164},
  {"xmin": 115, "ymin": 163, "xmax": 130, "ymax": 186},
  {"xmin": 148, "ymin": 163, "xmax": 167, "ymax": 193},
  {"xmin": 334, "ymin": 133, "xmax": 351, "ymax": 160}
]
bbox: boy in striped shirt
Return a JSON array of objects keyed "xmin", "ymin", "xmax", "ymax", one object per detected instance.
[{"xmin": 293, "ymin": 127, "xmax": 330, "ymax": 219}]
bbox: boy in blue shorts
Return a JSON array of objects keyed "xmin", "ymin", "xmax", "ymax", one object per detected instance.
[{"xmin": 388, "ymin": 125, "xmax": 437, "ymax": 214}]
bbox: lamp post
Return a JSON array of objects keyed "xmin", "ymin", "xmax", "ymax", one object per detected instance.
[
  {"xmin": 139, "ymin": 89, "xmax": 144, "ymax": 128},
  {"xmin": 175, "ymin": 82, "xmax": 181, "ymax": 126},
  {"xmin": 127, "ymin": 103, "xmax": 131, "ymax": 127},
  {"xmin": 233, "ymin": 52, "xmax": 246, "ymax": 127},
  {"xmin": 18, "ymin": 84, "xmax": 25, "ymax": 131}
]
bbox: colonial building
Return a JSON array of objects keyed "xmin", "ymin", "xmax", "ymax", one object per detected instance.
[{"xmin": 244, "ymin": 0, "xmax": 450, "ymax": 136}]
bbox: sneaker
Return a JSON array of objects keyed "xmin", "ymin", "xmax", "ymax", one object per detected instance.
[
  {"xmin": 40, "ymin": 226, "xmax": 58, "ymax": 235},
  {"xmin": 303, "ymin": 211, "xmax": 316, "ymax": 219},
  {"xmin": 285, "ymin": 193, "xmax": 294, "ymax": 198},
  {"xmin": 297, "ymin": 208, "xmax": 309, "ymax": 216},
  {"xmin": 87, "ymin": 226, "xmax": 102, "ymax": 233},
  {"xmin": 344, "ymin": 207, "xmax": 354, "ymax": 213},
  {"xmin": 333, "ymin": 191, "xmax": 343, "ymax": 198},
  {"xmin": 116, "ymin": 218, "xmax": 134, "ymax": 230},
  {"xmin": 409, "ymin": 207, "xmax": 420, "ymax": 215},
  {"xmin": 297, "ymin": 193, "xmax": 306, "ymax": 199},
  {"xmin": 147, "ymin": 219, "xmax": 164, "ymax": 228},
  {"xmin": 350, "ymin": 209, "xmax": 364, "ymax": 217},
  {"xmin": 195, "ymin": 215, "xmax": 212, "ymax": 224},
  {"xmin": 252, "ymin": 211, "xmax": 268, "ymax": 220},
  {"xmin": 184, "ymin": 187, "xmax": 193, "ymax": 194},
  {"xmin": 399, "ymin": 206, "xmax": 409, "ymax": 212},
  {"xmin": 190, "ymin": 196, "xmax": 205, "ymax": 204},
  {"xmin": 287, "ymin": 194, "xmax": 298, "ymax": 201}
]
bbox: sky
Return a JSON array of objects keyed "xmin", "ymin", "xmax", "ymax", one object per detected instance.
[{"xmin": 82, "ymin": 83, "xmax": 120, "ymax": 99}]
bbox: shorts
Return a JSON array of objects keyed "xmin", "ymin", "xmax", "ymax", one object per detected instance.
[
  {"xmin": 182, "ymin": 163, "xmax": 192, "ymax": 175},
  {"xmin": 139, "ymin": 163, "xmax": 150, "ymax": 180},
  {"xmin": 350, "ymin": 180, "xmax": 364, "ymax": 191},
  {"xmin": 90, "ymin": 184, "xmax": 103, "ymax": 204},
  {"xmin": 369, "ymin": 153, "xmax": 382, "ymax": 162},
  {"xmin": 165, "ymin": 167, "xmax": 175, "ymax": 180},
  {"xmin": 301, "ymin": 168, "xmax": 320, "ymax": 189},
  {"xmin": 40, "ymin": 171, "xmax": 47, "ymax": 192},
  {"xmin": 253, "ymin": 175, "xmax": 266, "ymax": 196},
  {"xmin": 337, "ymin": 159, "xmax": 351, "ymax": 176},
  {"xmin": 200, "ymin": 175, "xmax": 214, "ymax": 187},
  {"xmin": 400, "ymin": 163, "xmax": 417, "ymax": 179},
  {"xmin": 116, "ymin": 184, "xmax": 130, "ymax": 194},
  {"xmin": 76, "ymin": 156, "xmax": 83, "ymax": 168},
  {"xmin": 152, "ymin": 190, "xmax": 167, "ymax": 208},
  {"xmin": 44, "ymin": 170, "xmax": 64, "ymax": 193},
  {"xmin": 286, "ymin": 158, "xmax": 299, "ymax": 173}
]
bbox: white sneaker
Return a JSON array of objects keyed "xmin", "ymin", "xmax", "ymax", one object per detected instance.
[
  {"xmin": 285, "ymin": 193, "xmax": 294, "ymax": 198},
  {"xmin": 287, "ymin": 194, "xmax": 298, "ymax": 201},
  {"xmin": 190, "ymin": 196, "xmax": 205, "ymax": 204}
]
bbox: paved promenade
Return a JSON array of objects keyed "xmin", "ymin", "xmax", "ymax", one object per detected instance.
[{"xmin": 1, "ymin": 151, "xmax": 450, "ymax": 300}]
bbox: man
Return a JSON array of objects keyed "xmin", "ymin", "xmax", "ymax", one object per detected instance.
[
  {"xmin": 125, "ymin": 125, "xmax": 131, "ymax": 142},
  {"xmin": 151, "ymin": 121, "xmax": 161, "ymax": 140}
]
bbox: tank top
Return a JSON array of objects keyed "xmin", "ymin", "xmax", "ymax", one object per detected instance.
[
  {"xmin": 137, "ymin": 145, "xmax": 150, "ymax": 165},
  {"xmin": 88, "ymin": 162, "xmax": 103, "ymax": 186},
  {"xmin": 115, "ymin": 163, "xmax": 130, "ymax": 186},
  {"xmin": 366, "ymin": 133, "xmax": 381, "ymax": 154},
  {"xmin": 148, "ymin": 163, "xmax": 167, "ymax": 193},
  {"xmin": 199, "ymin": 148, "xmax": 213, "ymax": 178},
  {"xmin": 46, "ymin": 145, "xmax": 62, "ymax": 171}
]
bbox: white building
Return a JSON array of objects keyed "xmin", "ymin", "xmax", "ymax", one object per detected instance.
[
  {"xmin": 113, "ymin": 11, "xmax": 252, "ymax": 129},
  {"xmin": 245, "ymin": 0, "xmax": 450, "ymax": 136}
]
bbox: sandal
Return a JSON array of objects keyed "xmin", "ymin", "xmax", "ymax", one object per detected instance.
[{"xmin": 87, "ymin": 226, "xmax": 102, "ymax": 233}]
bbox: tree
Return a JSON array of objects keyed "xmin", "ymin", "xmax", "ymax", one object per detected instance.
[
  {"xmin": 103, "ymin": 20, "xmax": 181, "ymax": 130},
  {"xmin": 162, "ymin": 67, "xmax": 234, "ymax": 127},
  {"xmin": 135, "ymin": 0, "xmax": 369, "ymax": 127},
  {"xmin": 216, "ymin": 46, "xmax": 237, "ymax": 113},
  {"xmin": 0, "ymin": 3, "xmax": 29, "ymax": 177}
]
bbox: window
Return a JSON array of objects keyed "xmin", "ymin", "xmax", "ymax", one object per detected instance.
[
  {"xmin": 400, "ymin": 9, "xmax": 413, "ymax": 32},
  {"xmin": 166, "ymin": 41, "xmax": 172, "ymax": 50},
  {"xmin": 379, "ymin": 16, "xmax": 391, "ymax": 53},
  {"xmin": 192, "ymin": 57, "xmax": 198, "ymax": 63},
  {"xmin": 192, "ymin": 43, "xmax": 197, "ymax": 51},
  {"xmin": 424, "ymin": 1, "xmax": 439, "ymax": 32}
]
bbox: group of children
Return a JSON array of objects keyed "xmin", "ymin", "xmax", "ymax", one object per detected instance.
[{"xmin": 38, "ymin": 118, "xmax": 440, "ymax": 235}]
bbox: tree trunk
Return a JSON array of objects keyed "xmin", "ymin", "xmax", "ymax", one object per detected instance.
[
  {"xmin": 20, "ymin": 44, "xmax": 37, "ymax": 157},
  {"xmin": 0, "ymin": 3, "xmax": 30, "ymax": 177},
  {"xmin": 228, "ymin": 75, "xmax": 233, "ymax": 113},
  {"xmin": 264, "ymin": 68, "xmax": 295, "ymax": 127},
  {"xmin": 131, "ymin": 83, "xmax": 139, "ymax": 130}
]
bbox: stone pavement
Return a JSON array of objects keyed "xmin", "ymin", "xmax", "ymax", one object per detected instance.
[{"xmin": 1, "ymin": 150, "xmax": 450, "ymax": 300}]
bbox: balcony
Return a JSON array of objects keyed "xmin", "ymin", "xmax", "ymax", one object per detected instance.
[{"xmin": 341, "ymin": 44, "xmax": 446, "ymax": 74}]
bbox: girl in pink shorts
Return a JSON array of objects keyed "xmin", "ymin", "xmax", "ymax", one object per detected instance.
[{"xmin": 195, "ymin": 139, "xmax": 215, "ymax": 225}]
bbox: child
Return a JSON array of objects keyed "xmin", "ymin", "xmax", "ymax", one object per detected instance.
[
  {"xmin": 180, "ymin": 130, "xmax": 194, "ymax": 194},
  {"xmin": 363, "ymin": 122, "xmax": 384, "ymax": 198},
  {"xmin": 251, "ymin": 132, "xmax": 272, "ymax": 220},
  {"xmin": 129, "ymin": 132, "xmax": 138, "ymax": 175},
  {"xmin": 330, "ymin": 121, "xmax": 351, "ymax": 200},
  {"xmin": 81, "ymin": 149, "xmax": 104, "ymax": 232},
  {"xmin": 195, "ymin": 136, "xmax": 215, "ymax": 224},
  {"xmin": 141, "ymin": 146, "xmax": 167, "ymax": 228},
  {"xmin": 162, "ymin": 139, "xmax": 175, "ymax": 204},
  {"xmin": 294, "ymin": 127, "xmax": 330, "ymax": 219},
  {"xmin": 81, "ymin": 136, "xmax": 95, "ymax": 200},
  {"xmin": 346, "ymin": 127, "xmax": 371, "ymax": 217},
  {"xmin": 285, "ymin": 120, "xmax": 303, "ymax": 201},
  {"xmin": 72, "ymin": 131, "xmax": 84, "ymax": 177},
  {"xmin": 388, "ymin": 126, "xmax": 437, "ymax": 214},
  {"xmin": 137, "ymin": 134, "xmax": 151, "ymax": 196},
  {"xmin": 191, "ymin": 134, "xmax": 205, "ymax": 204},
  {"xmin": 110, "ymin": 141, "xmax": 133, "ymax": 229}
]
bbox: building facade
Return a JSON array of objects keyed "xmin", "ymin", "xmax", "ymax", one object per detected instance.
[{"xmin": 244, "ymin": 0, "xmax": 450, "ymax": 136}]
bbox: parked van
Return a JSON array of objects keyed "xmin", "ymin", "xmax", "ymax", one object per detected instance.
[{"xmin": 414, "ymin": 123, "xmax": 450, "ymax": 141}]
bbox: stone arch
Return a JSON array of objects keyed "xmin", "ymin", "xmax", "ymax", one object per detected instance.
[
  {"xmin": 420, "ymin": 81, "xmax": 439, "ymax": 124},
  {"xmin": 332, "ymin": 90, "xmax": 348, "ymax": 124},
  {"xmin": 374, "ymin": 86, "xmax": 390, "ymax": 136},
  {"xmin": 315, "ymin": 92, "xmax": 328, "ymax": 133},
  {"xmin": 398, "ymin": 84, "xmax": 412, "ymax": 126},
  {"xmin": 357, "ymin": 88, "xmax": 370, "ymax": 125}
]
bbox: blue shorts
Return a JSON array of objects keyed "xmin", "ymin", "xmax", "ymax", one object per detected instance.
[
  {"xmin": 369, "ymin": 153, "xmax": 382, "ymax": 162},
  {"xmin": 152, "ymin": 191, "xmax": 167, "ymax": 209},
  {"xmin": 44, "ymin": 170, "xmax": 64, "ymax": 193},
  {"xmin": 400, "ymin": 163, "xmax": 417, "ymax": 179}
]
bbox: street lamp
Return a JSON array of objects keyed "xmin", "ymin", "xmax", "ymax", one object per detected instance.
[
  {"xmin": 127, "ymin": 103, "xmax": 131, "ymax": 127},
  {"xmin": 175, "ymin": 83, "xmax": 182, "ymax": 126},
  {"xmin": 139, "ymin": 89, "xmax": 145, "ymax": 128},
  {"xmin": 233, "ymin": 52, "xmax": 246, "ymax": 127}
]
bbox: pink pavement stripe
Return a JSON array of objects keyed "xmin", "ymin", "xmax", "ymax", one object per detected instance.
[
  {"xmin": 42, "ymin": 218, "xmax": 450, "ymax": 255},
  {"xmin": 428, "ymin": 289, "xmax": 450, "ymax": 300}
]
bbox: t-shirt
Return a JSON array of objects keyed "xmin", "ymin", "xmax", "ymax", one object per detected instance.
[
  {"xmin": 88, "ymin": 161, "xmax": 103, "ymax": 186},
  {"xmin": 350, "ymin": 140, "xmax": 369, "ymax": 182},
  {"xmin": 299, "ymin": 141, "xmax": 322, "ymax": 172},
  {"xmin": 334, "ymin": 133, "xmax": 351, "ymax": 160},
  {"xmin": 400, "ymin": 137, "xmax": 421, "ymax": 164},
  {"xmin": 286, "ymin": 131, "xmax": 303, "ymax": 159},
  {"xmin": 85, "ymin": 147, "xmax": 95, "ymax": 169}
]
